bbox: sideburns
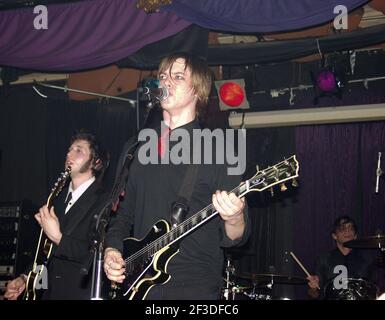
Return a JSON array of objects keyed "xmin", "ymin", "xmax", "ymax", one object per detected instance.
[{"xmin": 79, "ymin": 158, "xmax": 93, "ymax": 174}]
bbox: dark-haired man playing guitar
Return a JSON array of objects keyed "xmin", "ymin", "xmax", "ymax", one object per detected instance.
[{"xmin": 5, "ymin": 131, "xmax": 109, "ymax": 300}]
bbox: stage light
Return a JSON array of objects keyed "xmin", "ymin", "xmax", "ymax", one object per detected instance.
[
  {"xmin": 214, "ymin": 79, "xmax": 250, "ymax": 111},
  {"xmin": 311, "ymin": 67, "xmax": 343, "ymax": 104},
  {"xmin": 315, "ymin": 69, "xmax": 338, "ymax": 92}
]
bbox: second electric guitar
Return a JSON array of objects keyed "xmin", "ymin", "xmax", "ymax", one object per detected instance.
[{"xmin": 24, "ymin": 167, "xmax": 71, "ymax": 300}]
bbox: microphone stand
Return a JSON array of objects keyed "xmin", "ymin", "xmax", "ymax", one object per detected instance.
[
  {"xmin": 222, "ymin": 255, "xmax": 234, "ymax": 300},
  {"xmin": 89, "ymin": 151, "xmax": 137, "ymax": 300},
  {"xmin": 375, "ymin": 151, "xmax": 383, "ymax": 194},
  {"xmin": 88, "ymin": 95, "xmax": 157, "ymax": 300}
]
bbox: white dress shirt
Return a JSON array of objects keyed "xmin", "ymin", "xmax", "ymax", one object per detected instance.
[{"xmin": 64, "ymin": 176, "xmax": 95, "ymax": 214}]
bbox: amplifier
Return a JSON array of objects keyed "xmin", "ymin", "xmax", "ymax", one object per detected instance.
[{"xmin": 0, "ymin": 202, "xmax": 39, "ymax": 296}]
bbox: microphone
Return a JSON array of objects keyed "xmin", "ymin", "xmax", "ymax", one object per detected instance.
[
  {"xmin": 376, "ymin": 152, "xmax": 382, "ymax": 193},
  {"xmin": 141, "ymin": 86, "xmax": 169, "ymax": 101}
]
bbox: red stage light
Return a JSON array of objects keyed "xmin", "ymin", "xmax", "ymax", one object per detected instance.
[
  {"xmin": 219, "ymin": 82, "xmax": 245, "ymax": 107},
  {"xmin": 215, "ymin": 79, "xmax": 250, "ymax": 111}
]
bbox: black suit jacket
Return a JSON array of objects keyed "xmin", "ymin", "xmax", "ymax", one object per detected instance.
[{"xmin": 42, "ymin": 181, "xmax": 108, "ymax": 300}]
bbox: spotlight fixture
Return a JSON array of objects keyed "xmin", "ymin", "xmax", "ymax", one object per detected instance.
[
  {"xmin": 311, "ymin": 64, "xmax": 343, "ymax": 105},
  {"xmin": 214, "ymin": 79, "xmax": 250, "ymax": 111}
]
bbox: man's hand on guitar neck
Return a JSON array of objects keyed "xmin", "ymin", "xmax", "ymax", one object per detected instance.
[
  {"xmin": 104, "ymin": 248, "xmax": 126, "ymax": 283},
  {"xmin": 35, "ymin": 205, "xmax": 62, "ymax": 245},
  {"xmin": 212, "ymin": 190, "xmax": 246, "ymax": 241},
  {"xmin": 4, "ymin": 276, "xmax": 26, "ymax": 300}
]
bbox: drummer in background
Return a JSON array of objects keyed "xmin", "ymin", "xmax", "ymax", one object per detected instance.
[{"xmin": 307, "ymin": 216, "xmax": 378, "ymax": 299}]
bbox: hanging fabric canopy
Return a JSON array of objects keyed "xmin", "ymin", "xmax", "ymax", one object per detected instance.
[
  {"xmin": 161, "ymin": 0, "xmax": 369, "ymax": 32},
  {"xmin": 116, "ymin": 23, "xmax": 385, "ymax": 69},
  {"xmin": 0, "ymin": 0, "xmax": 373, "ymax": 71},
  {"xmin": 0, "ymin": 0, "xmax": 191, "ymax": 71}
]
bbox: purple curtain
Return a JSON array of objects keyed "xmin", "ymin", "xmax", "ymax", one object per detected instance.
[
  {"xmin": 0, "ymin": 0, "xmax": 191, "ymax": 71},
  {"xmin": 162, "ymin": 0, "xmax": 369, "ymax": 32}
]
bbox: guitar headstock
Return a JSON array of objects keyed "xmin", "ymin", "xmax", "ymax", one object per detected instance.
[
  {"xmin": 245, "ymin": 155, "xmax": 299, "ymax": 193},
  {"xmin": 49, "ymin": 166, "xmax": 72, "ymax": 201}
]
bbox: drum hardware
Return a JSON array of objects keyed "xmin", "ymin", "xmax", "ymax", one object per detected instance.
[
  {"xmin": 324, "ymin": 278, "xmax": 379, "ymax": 300},
  {"xmin": 344, "ymin": 234, "xmax": 385, "ymax": 268},
  {"xmin": 222, "ymin": 255, "xmax": 236, "ymax": 300},
  {"xmin": 235, "ymin": 272, "xmax": 307, "ymax": 285},
  {"xmin": 344, "ymin": 234, "xmax": 385, "ymax": 249},
  {"xmin": 232, "ymin": 273, "xmax": 306, "ymax": 300},
  {"xmin": 243, "ymin": 280, "xmax": 273, "ymax": 300}
]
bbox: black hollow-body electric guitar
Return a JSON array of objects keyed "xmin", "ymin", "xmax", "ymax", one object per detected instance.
[
  {"xmin": 23, "ymin": 167, "xmax": 71, "ymax": 300},
  {"xmin": 110, "ymin": 156, "xmax": 299, "ymax": 300}
]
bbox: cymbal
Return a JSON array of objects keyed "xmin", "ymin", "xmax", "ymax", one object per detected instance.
[
  {"xmin": 344, "ymin": 235, "xmax": 385, "ymax": 249},
  {"xmin": 235, "ymin": 272, "xmax": 307, "ymax": 285}
]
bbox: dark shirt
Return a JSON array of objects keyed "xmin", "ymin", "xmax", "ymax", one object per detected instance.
[
  {"xmin": 106, "ymin": 119, "xmax": 250, "ymax": 296},
  {"xmin": 315, "ymin": 248, "xmax": 377, "ymax": 299}
]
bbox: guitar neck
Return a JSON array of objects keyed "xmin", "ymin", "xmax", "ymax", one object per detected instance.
[
  {"xmin": 151, "ymin": 183, "xmax": 247, "ymax": 253},
  {"xmin": 30, "ymin": 170, "xmax": 70, "ymax": 269}
]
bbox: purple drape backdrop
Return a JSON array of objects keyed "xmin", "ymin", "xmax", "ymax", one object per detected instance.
[
  {"xmin": 0, "ymin": 0, "xmax": 370, "ymax": 71},
  {"xmin": 162, "ymin": 0, "xmax": 369, "ymax": 32},
  {"xmin": 0, "ymin": 0, "xmax": 191, "ymax": 71}
]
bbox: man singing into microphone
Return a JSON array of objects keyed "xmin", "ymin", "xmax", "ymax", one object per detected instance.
[
  {"xmin": 103, "ymin": 52, "xmax": 250, "ymax": 300},
  {"xmin": 142, "ymin": 86, "xmax": 169, "ymax": 101}
]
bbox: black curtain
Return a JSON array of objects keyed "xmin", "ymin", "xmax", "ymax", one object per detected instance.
[
  {"xmin": 0, "ymin": 84, "xmax": 138, "ymax": 205},
  {"xmin": 227, "ymin": 126, "xmax": 298, "ymax": 299},
  {"xmin": 0, "ymin": 83, "xmax": 139, "ymax": 275}
]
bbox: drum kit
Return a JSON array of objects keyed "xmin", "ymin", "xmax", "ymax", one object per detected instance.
[
  {"xmin": 324, "ymin": 278, "xmax": 378, "ymax": 300},
  {"xmin": 222, "ymin": 234, "xmax": 385, "ymax": 300},
  {"xmin": 221, "ymin": 255, "xmax": 306, "ymax": 300},
  {"xmin": 328, "ymin": 233, "xmax": 385, "ymax": 300}
]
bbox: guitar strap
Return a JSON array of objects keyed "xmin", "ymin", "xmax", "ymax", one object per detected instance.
[
  {"xmin": 123, "ymin": 129, "xmax": 199, "ymax": 230},
  {"xmin": 170, "ymin": 164, "xmax": 199, "ymax": 227},
  {"xmin": 116, "ymin": 136, "xmax": 139, "ymax": 232}
]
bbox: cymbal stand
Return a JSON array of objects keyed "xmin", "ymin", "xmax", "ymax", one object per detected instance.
[{"xmin": 223, "ymin": 256, "xmax": 235, "ymax": 300}]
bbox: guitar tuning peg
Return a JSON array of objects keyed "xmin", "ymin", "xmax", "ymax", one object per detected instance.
[
  {"xmin": 291, "ymin": 178, "xmax": 299, "ymax": 187},
  {"xmin": 270, "ymin": 187, "xmax": 274, "ymax": 197},
  {"xmin": 280, "ymin": 183, "xmax": 287, "ymax": 192},
  {"xmin": 262, "ymin": 180, "xmax": 268, "ymax": 187}
]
